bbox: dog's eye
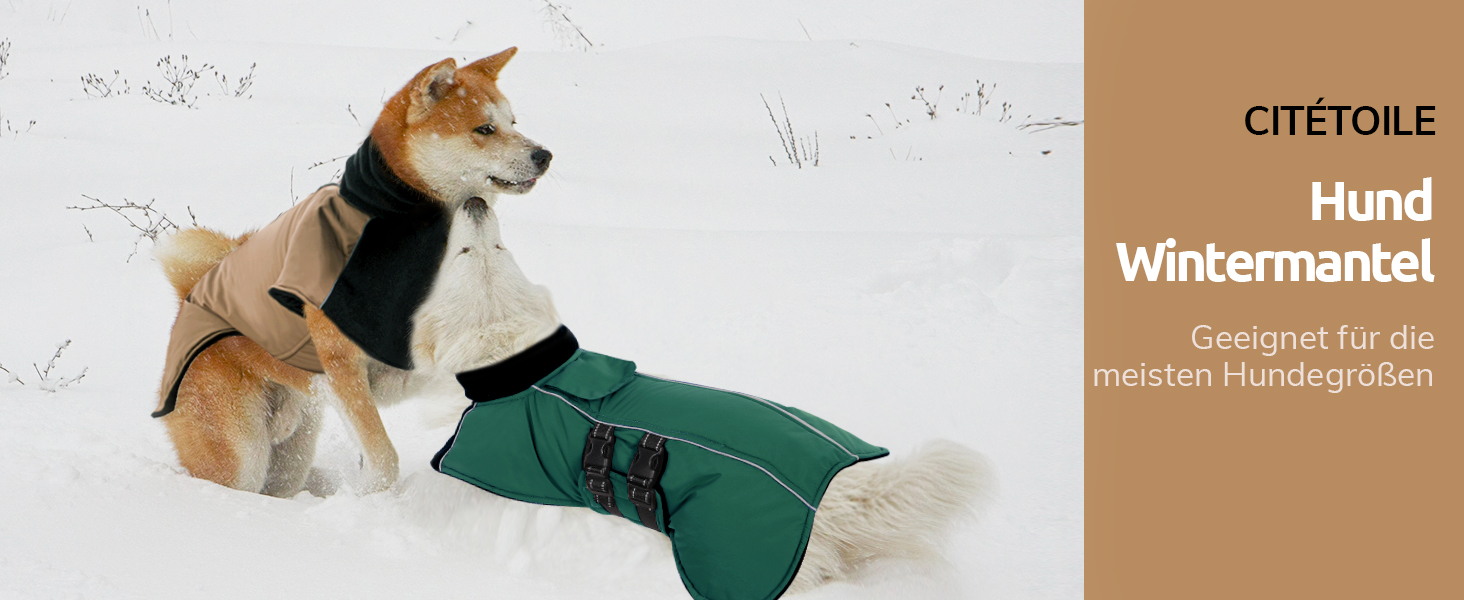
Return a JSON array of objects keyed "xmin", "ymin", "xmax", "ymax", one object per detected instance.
[{"xmin": 474, "ymin": 124, "xmax": 496, "ymax": 135}]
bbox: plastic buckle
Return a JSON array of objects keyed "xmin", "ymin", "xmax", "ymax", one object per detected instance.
[
  {"xmin": 586, "ymin": 473, "xmax": 613, "ymax": 495},
  {"xmin": 626, "ymin": 433, "xmax": 668, "ymax": 525},
  {"xmin": 582, "ymin": 423, "xmax": 622, "ymax": 517},
  {"xmin": 627, "ymin": 485, "xmax": 657, "ymax": 509},
  {"xmin": 583, "ymin": 425, "xmax": 615, "ymax": 472}
]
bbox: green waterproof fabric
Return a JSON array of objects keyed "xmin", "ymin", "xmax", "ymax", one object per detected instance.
[{"xmin": 433, "ymin": 349, "xmax": 888, "ymax": 600}]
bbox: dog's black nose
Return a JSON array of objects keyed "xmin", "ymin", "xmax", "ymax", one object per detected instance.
[{"xmin": 531, "ymin": 148, "xmax": 553, "ymax": 171}]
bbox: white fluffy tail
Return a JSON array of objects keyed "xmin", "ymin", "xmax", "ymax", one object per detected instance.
[
  {"xmin": 154, "ymin": 227, "xmax": 247, "ymax": 300},
  {"xmin": 791, "ymin": 440, "xmax": 993, "ymax": 592}
]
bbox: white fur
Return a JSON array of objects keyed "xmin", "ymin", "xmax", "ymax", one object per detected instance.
[
  {"xmin": 789, "ymin": 440, "xmax": 993, "ymax": 593},
  {"xmin": 228, "ymin": 382, "xmax": 322, "ymax": 497},
  {"xmin": 409, "ymin": 195, "xmax": 561, "ymax": 374}
]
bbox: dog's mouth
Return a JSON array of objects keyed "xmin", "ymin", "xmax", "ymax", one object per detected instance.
[{"xmin": 488, "ymin": 175, "xmax": 538, "ymax": 194}]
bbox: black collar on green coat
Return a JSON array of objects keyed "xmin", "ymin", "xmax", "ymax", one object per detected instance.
[{"xmin": 456, "ymin": 326, "xmax": 579, "ymax": 401}]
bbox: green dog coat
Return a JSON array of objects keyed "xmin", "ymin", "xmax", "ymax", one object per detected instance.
[{"xmin": 432, "ymin": 327, "xmax": 888, "ymax": 600}]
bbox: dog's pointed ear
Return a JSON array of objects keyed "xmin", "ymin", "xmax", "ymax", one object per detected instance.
[
  {"xmin": 465, "ymin": 47, "xmax": 517, "ymax": 80},
  {"xmin": 406, "ymin": 58, "xmax": 458, "ymax": 125}
]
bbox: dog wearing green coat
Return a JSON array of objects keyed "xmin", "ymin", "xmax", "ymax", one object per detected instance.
[
  {"xmin": 417, "ymin": 187, "xmax": 987, "ymax": 598},
  {"xmin": 371, "ymin": 59, "xmax": 992, "ymax": 598}
]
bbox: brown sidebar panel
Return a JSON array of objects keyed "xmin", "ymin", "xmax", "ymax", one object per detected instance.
[{"xmin": 1087, "ymin": 2, "xmax": 1462, "ymax": 599}]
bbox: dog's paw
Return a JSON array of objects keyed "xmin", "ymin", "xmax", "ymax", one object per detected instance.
[{"xmin": 355, "ymin": 448, "xmax": 400, "ymax": 494}]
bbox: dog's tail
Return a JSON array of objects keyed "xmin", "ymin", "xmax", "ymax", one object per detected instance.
[
  {"xmin": 155, "ymin": 228, "xmax": 248, "ymax": 300},
  {"xmin": 793, "ymin": 439, "xmax": 993, "ymax": 591}
]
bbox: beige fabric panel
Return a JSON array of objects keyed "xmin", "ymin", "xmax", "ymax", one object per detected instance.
[
  {"xmin": 155, "ymin": 186, "xmax": 370, "ymax": 415},
  {"xmin": 272, "ymin": 187, "xmax": 371, "ymax": 310},
  {"xmin": 154, "ymin": 302, "xmax": 236, "ymax": 415}
]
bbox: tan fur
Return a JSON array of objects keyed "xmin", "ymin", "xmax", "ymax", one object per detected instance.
[
  {"xmin": 153, "ymin": 227, "xmax": 249, "ymax": 301},
  {"xmin": 372, "ymin": 48, "xmax": 519, "ymax": 196},
  {"xmin": 305, "ymin": 305, "xmax": 398, "ymax": 491},
  {"xmin": 162, "ymin": 335, "xmax": 316, "ymax": 494}
]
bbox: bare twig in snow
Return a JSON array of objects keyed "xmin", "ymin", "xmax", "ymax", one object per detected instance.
[
  {"xmin": 437, "ymin": 20, "xmax": 473, "ymax": 43},
  {"xmin": 4, "ymin": 341, "xmax": 87, "ymax": 392},
  {"xmin": 972, "ymin": 81, "xmax": 995, "ymax": 115},
  {"xmin": 761, "ymin": 93, "xmax": 819, "ymax": 168},
  {"xmin": 913, "ymin": 85, "xmax": 943, "ymax": 119},
  {"xmin": 31, "ymin": 340, "xmax": 87, "ymax": 392},
  {"xmin": 137, "ymin": 6, "xmax": 161, "ymax": 41},
  {"xmin": 763, "ymin": 94, "xmax": 795, "ymax": 166},
  {"xmin": 538, "ymin": 0, "xmax": 594, "ymax": 52},
  {"xmin": 1017, "ymin": 118, "xmax": 1084, "ymax": 133},
  {"xmin": 82, "ymin": 70, "xmax": 129, "ymax": 98},
  {"xmin": 0, "ymin": 362, "xmax": 22, "ymax": 385},
  {"xmin": 86, "ymin": 56, "xmax": 253, "ymax": 104},
  {"xmin": 67, "ymin": 195, "xmax": 186, "ymax": 261},
  {"xmin": 308, "ymin": 154, "xmax": 350, "ymax": 170},
  {"xmin": 780, "ymin": 95, "xmax": 800, "ymax": 166},
  {"xmin": 0, "ymin": 107, "xmax": 37, "ymax": 138},
  {"xmin": 884, "ymin": 102, "xmax": 908, "ymax": 128},
  {"xmin": 864, "ymin": 113, "xmax": 884, "ymax": 136},
  {"xmin": 44, "ymin": 2, "xmax": 75, "ymax": 23},
  {"xmin": 0, "ymin": 38, "xmax": 11, "ymax": 81},
  {"xmin": 215, "ymin": 62, "xmax": 256, "ymax": 98},
  {"xmin": 142, "ymin": 54, "xmax": 213, "ymax": 108}
]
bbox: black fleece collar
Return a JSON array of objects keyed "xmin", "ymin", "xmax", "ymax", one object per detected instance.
[
  {"xmin": 456, "ymin": 326, "xmax": 580, "ymax": 401},
  {"xmin": 320, "ymin": 136, "xmax": 451, "ymax": 370},
  {"xmin": 338, "ymin": 137, "xmax": 437, "ymax": 216}
]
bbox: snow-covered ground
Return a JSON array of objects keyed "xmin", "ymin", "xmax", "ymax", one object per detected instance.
[{"xmin": 0, "ymin": 2, "xmax": 1082, "ymax": 598}]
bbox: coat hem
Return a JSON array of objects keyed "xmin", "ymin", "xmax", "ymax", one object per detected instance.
[
  {"xmin": 153, "ymin": 331, "xmax": 243, "ymax": 418},
  {"xmin": 673, "ymin": 452, "xmax": 887, "ymax": 600}
]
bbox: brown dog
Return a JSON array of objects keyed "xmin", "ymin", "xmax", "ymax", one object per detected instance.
[{"xmin": 155, "ymin": 48, "xmax": 552, "ymax": 495}]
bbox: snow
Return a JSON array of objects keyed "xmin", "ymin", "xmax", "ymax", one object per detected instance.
[{"xmin": 0, "ymin": 1, "xmax": 1082, "ymax": 598}]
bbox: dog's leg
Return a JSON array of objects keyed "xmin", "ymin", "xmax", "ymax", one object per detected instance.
[
  {"xmin": 260, "ymin": 382, "xmax": 321, "ymax": 497},
  {"xmin": 365, "ymin": 359, "xmax": 418, "ymax": 408},
  {"xmin": 164, "ymin": 337, "xmax": 293, "ymax": 493},
  {"xmin": 788, "ymin": 440, "xmax": 991, "ymax": 593},
  {"xmin": 305, "ymin": 305, "xmax": 399, "ymax": 493}
]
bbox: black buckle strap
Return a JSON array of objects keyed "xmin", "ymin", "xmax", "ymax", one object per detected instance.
[
  {"xmin": 626, "ymin": 433, "xmax": 668, "ymax": 531},
  {"xmin": 582, "ymin": 423, "xmax": 623, "ymax": 518}
]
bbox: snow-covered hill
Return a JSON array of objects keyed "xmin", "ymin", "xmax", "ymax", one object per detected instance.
[{"xmin": 0, "ymin": 1, "xmax": 1083, "ymax": 598}]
